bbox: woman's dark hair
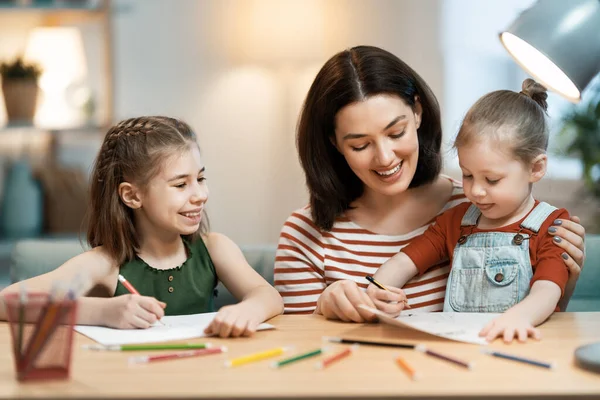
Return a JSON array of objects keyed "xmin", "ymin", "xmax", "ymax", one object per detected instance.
[
  {"xmin": 87, "ymin": 116, "xmax": 209, "ymax": 265},
  {"xmin": 297, "ymin": 45, "xmax": 442, "ymax": 230}
]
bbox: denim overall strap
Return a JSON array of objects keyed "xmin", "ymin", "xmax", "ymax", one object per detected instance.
[
  {"xmin": 460, "ymin": 204, "xmax": 481, "ymax": 226},
  {"xmin": 520, "ymin": 202, "xmax": 557, "ymax": 233}
]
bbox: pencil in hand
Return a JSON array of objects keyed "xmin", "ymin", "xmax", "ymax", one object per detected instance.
[
  {"xmin": 365, "ymin": 276, "xmax": 410, "ymax": 308},
  {"xmin": 118, "ymin": 274, "xmax": 165, "ymax": 326}
]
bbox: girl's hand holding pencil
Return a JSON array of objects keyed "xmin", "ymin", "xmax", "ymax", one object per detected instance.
[
  {"xmin": 102, "ymin": 294, "xmax": 166, "ymax": 330},
  {"xmin": 365, "ymin": 276, "xmax": 409, "ymax": 317}
]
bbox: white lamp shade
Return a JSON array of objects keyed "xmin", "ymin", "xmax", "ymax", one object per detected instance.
[{"xmin": 24, "ymin": 27, "xmax": 88, "ymax": 91}]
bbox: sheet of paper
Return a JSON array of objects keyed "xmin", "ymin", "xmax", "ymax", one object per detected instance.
[
  {"xmin": 75, "ymin": 312, "xmax": 275, "ymax": 346},
  {"xmin": 360, "ymin": 305, "xmax": 499, "ymax": 345}
]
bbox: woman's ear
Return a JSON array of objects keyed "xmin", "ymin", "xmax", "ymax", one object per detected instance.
[
  {"xmin": 414, "ymin": 95, "xmax": 423, "ymax": 129},
  {"xmin": 118, "ymin": 182, "xmax": 142, "ymax": 209},
  {"xmin": 529, "ymin": 153, "xmax": 547, "ymax": 183}
]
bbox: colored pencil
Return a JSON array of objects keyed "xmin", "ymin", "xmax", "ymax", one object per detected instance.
[
  {"xmin": 225, "ymin": 346, "xmax": 289, "ymax": 368},
  {"xmin": 366, "ymin": 275, "xmax": 390, "ymax": 291},
  {"xmin": 415, "ymin": 345, "xmax": 473, "ymax": 370},
  {"xmin": 315, "ymin": 344, "xmax": 358, "ymax": 369},
  {"xmin": 118, "ymin": 274, "xmax": 140, "ymax": 295},
  {"xmin": 84, "ymin": 343, "xmax": 212, "ymax": 351},
  {"xmin": 270, "ymin": 347, "xmax": 325, "ymax": 368},
  {"xmin": 396, "ymin": 356, "xmax": 420, "ymax": 380},
  {"xmin": 481, "ymin": 348, "xmax": 555, "ymax": 369},
  {"xmin": 118, "ymin": 274, "xmax": 165, "ymax": 326},
  {"xmin": 323, "ymin": 336, "xmax": 415, "ymax": 349},
  {"xmin": 129, "ymin": 346, "xmax": 226, "ymax": 364}
]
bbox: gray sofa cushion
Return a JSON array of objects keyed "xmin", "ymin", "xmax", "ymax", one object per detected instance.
[{"xmin": 8, "ymin": 238, "xmax": 276, "ymax": 311}]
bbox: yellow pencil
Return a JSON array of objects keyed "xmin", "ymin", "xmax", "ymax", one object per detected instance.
[{"xmin": 225, "ymin": 346, "xmax": 289, "ymax": 368}]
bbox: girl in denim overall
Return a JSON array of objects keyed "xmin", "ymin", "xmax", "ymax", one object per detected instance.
[{"xmin": 367, "ymin": 79, "xmax": 571, "ymax": 343}]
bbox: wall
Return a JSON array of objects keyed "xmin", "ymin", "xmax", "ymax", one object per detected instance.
[{"xmin": 111, "ymin": 0, "xmax": 443, "ymax": 245}]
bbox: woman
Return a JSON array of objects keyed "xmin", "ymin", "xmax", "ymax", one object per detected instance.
[{"xmin": 274, "ymin": 45, "xmax": 586, "ymax": 322}]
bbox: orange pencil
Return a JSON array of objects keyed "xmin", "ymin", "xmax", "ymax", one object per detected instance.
[
  {"xmin": 396, "ymin": 356, "xmax": 420, "ymax": 380},
  {"xmin": 315, "ymin": 344, "xmax": 358, "ymax": 369}
]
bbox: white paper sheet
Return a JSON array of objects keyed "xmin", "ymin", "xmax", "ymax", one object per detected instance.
[
  {"xmin": 75, "ymin": 312, "xmax": 275, "ymax": 346},
  {"xmin": 360, "ymin": 305, "xmax": 499, "ymax": 345}
]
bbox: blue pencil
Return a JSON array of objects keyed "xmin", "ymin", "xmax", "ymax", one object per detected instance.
[{"xmin": 481, "ymin": 348, "xmax": 555, "ymax": 369}]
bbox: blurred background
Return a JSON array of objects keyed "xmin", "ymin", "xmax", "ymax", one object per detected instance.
[{"xmin": 0, "ymin": 0, "xmax": 598, "ymax": 287}]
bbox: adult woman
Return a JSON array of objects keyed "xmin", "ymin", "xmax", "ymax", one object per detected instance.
[{"xmin": 274, "ymin": 45, "xmax": 585, "ymax": 322}]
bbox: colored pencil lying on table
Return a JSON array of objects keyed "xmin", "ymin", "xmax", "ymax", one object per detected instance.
[
  {"xmin": 323, "ymin": 336, "xmax": 416, "ymax": 349},
  {"xmin": 415, "ymin": 345, "xmax": 473, "ymax": 370},
  {"xmin": 225, "ymin": 346, "xmax": 289, "ymax": 368},
  {"xmin": 271, "ymin": 347, "xmax": 326, "ymax": 369},
  {"xmin": 84, "ymin": 343, "xmax": 212, "ymax": 351},
  {"xmin": 315, "ymin": 344, "xmax": 358, "ymax": 369},
  {"xmin": 481, "ymin": 348, "xmax": 555, "ymax": 369},
  {"xmin": 129, "ymin": 346, "xmax": 227, "ymax": 364},
  {"xmin": 396, "ymin": 356, "xmax": 420, "ymax": 381}
]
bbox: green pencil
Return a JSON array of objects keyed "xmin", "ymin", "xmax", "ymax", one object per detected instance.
[
  {"xmin": 83, "ymin": 343, "xmax": 212, "ymax": 351},
  {"xmin": 270, "ymin": 347, "xmax": 326, "ymax": 368}
]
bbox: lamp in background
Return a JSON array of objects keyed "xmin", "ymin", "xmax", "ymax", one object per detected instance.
[
  {"xmin": 500, "ymin": 0, "xmax": 600, "ymax": 103},
  {"xmin": 24, "ymin": 27, "xmax": 88, "ymax": 128}
]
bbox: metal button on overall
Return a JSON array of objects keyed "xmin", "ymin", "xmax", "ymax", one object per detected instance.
[
  {"xmin": 168, "ymin": 286, "xmax": 174, "ymax": 293},
  {"xmin": 457, "ymin": 235, "xmax": 468, "ymax": 245},
  {"xmin": 494, "ymin": 273, "xmax": 504, "ymax": 283},
  {"xmin": 513, "ymin": 234, "xmax": 524, "ymax": 245},
  {"xmin": 168, "ymin": 275, "xmax": 174, "ymax": 282}
]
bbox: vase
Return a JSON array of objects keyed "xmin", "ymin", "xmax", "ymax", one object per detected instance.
[
  {"xmin": 1, "ymin": 79, "xmax": 39, "ymax": 125},
  {"xmin": 0, "ymin": 160, "xmax": 43, "ymax": 238}
]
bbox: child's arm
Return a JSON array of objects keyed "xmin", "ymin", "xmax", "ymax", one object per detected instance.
[
  {"xmin": 203, "ymin": 233, "xmax": 283, "ymax": 338},
  {"xmin": 479, "ymin": 280, "xmax": 561, "ymax": 343},
  {"xmin": 0, "ymin": 248, "xmax": 166, "ymax": 329}
]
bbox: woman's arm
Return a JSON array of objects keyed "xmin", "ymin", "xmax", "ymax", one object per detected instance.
[{"xmin": 204, "ymin": 233, "xmax": 283, "ymax": 337}]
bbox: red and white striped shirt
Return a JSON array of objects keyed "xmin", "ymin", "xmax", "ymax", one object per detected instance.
[{"xmin": 275, "ymin": 177, "xmax": 467, "ymax": 314}]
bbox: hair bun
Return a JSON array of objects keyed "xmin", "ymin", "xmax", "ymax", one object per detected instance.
[{"xmin": 520, "ymin": 78, "xmax": 548, "ymax": 112}]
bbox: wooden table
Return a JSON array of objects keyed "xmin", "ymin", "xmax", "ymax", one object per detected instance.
[{"xmin": 1, "ymin": 313, "xmax": 600, "ymax": 399}]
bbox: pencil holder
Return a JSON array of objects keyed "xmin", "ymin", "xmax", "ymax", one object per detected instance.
[{"xmin": 2, "ymin": 292, "xmax": 77, "ymax": 382}]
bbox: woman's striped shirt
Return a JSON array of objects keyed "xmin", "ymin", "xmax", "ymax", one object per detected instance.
[{"xmin": 274, "ymin": 178, "xmax": 467, "ymax": 314}]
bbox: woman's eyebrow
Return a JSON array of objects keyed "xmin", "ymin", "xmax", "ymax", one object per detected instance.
[{"xmin": 342, "ymin": 115, "xmax": 407, "ymax": 140}]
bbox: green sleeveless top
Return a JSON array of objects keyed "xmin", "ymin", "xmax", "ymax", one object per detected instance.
[{"xmin": 114, "ymin": 237, "xmax": 217, "ymax": 315}]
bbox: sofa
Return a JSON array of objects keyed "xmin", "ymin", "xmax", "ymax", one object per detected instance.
[
  {"xmin": 8, "ymin": 239, "xmax": 276, "ymax": 311},
  {"xmin": 6, "ymin": 235, "xmax": 600, "ymax": 311}
]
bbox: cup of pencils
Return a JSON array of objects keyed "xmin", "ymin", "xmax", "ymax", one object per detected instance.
[{"xmin": 2, "ymin": 290, "xmax": 78, "ymax": 381}]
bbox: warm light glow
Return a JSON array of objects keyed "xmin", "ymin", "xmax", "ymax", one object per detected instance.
[
  {"xmin": 24, "ymin": 27, "xmax": 88, "ymax": 128},
  {"xmin": 500, "ymin": 32, "xmax": 581, "ymax": 103}
]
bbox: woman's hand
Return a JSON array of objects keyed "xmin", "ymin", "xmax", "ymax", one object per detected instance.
[
  {"xmin": 204, "ymin": 303, "xmax": 262, "ymax": 338},
  {"xmin": 315, "ymin": 280, "xmax": 377, "ymax": 323},
  {"xmin": 102, "ymin": 295, "xmax": 166, "ymax": 329},
  {"xmin": 549, "ymin": 216, "xmax": 586, "ymax": 310},
  {"xmin": 366, "ymin": 284, "xmax": 408, "ymax": 316}
]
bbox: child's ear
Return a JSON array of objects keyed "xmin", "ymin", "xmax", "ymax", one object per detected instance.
[
  {"xmin": 529, "ymin": 153, "xmax": 547, "ymax": 183},
  {"xmin": 118, "ymin": 182, "xmax": 142, "ymax": 209}
]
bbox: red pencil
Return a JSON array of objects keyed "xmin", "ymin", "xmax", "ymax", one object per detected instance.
[
  {"xmin": 118, "ymin": 274, "xmax": 140, "ymax": 295},
  {"xmin": 315, "ymin": 344, "xmax": 358, "ymax": 369},
  {"xmin": 129, "ymin": 346, "xmax": 227, "ymax": 364}
]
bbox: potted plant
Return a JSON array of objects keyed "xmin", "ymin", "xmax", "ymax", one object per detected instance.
[
  {"xmin": 559, "ymin": 85, "xmax": 600, "ymax": 230},
  {"xmin": 0, "ymin": 57, "xmax": 42, "ymax": 125}
]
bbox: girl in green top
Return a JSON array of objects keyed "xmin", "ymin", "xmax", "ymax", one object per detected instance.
[{"xmin": 0, "ymin": 116, "xmax": 283, "ymax": 337}]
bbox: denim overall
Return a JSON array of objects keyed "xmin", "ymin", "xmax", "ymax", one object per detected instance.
[{"xmin": 443, "ymin": 202, "xmax": 557, "ymax": 313}]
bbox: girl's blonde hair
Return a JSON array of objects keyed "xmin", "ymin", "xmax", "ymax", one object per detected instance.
[
  {"xmin": 86, "ymin": 116, "xmax": 208, "ymax": 265},
  {"xmin": 454, "ymin": 78, "xmax": 549, "ymax": 164}
]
